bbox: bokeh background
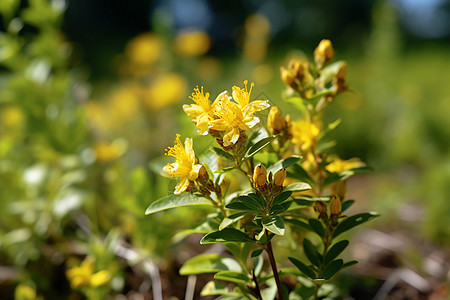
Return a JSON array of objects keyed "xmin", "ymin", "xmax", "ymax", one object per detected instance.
[{"xmin": 0, "ymin": 0, "xmax": 449, "ymax": 299}]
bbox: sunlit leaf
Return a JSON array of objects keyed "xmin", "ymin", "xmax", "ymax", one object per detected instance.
[
  {"xmin": 201, "ymin": 228, "xmax": 253, "ymax": 244},
  {"xmin": 242, "ymin": 136, "xmax": 276, "ymax": 161},
  {"xmin": 145, "ymin": 193, "xmax": 212, "ymax": 215},
  {"xmin": 283, "ymin": 182, "xmax": 311, "ymax": 192},
  {"xmin": 180, "ymin": 253, "xmax": 242, "ymax": 275},
  {"xmin": 267, "ymin": 156, "xmax": 301, "ymax": 174},
  {"xmin": 214, "ymin": 271, "xmax": 251, "ymax": 284},
  {"xmin": 262, "ymin": 216, "xmax": 285, "ymax": 235}
]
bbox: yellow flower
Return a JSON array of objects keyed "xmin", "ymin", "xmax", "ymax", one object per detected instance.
[
  {"xmin": 94, "ymin": 139, "xmax": 127, "ymax": 162},
  {"xmin": 325, "ymin": 155, "xmax": 365, "ymax": 173},
  {"xmin": 163, "ymin": 134, "xmax": 203, "ymax": 194},
  {"xmin": 183, "ymin": 86, "xmax": 224, "ymax": 135},
  {"xmin": 253, "ymin": 164, "xmax": 267, "ymax": 188},
  {"xmin": 66, "ymin": 257, "xmax": 110, "ymax": 289},
  {"xmin": 291, "ymin": 120, "xmax": 320, "ymax": 152},
  {"xmin": 209, "ymin": 81, "xmax": 269, "ymax": 147},
  {"xmin": 174, "ymin": 30, "xmax": 211, "ymax": 57},
  {"xmin": 15, "ymin": 284, "xmax": 36, "ymax": 300},
  {"xmin": 273, "ymin": 168, "xmax": 286, "ymax": 187}
]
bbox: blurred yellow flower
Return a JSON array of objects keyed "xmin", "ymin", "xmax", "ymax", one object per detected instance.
[
  {"xmin": 209, "ymin": 81, "xmax": 269, "ymax": 146},
  {"xmin": 66, "ymin": 257, "xmax": 111, "ymax": 289},
  {"xmin": 94, "ymin": 139, "xmax": 127, "ymax": 162},
  {"xmin": 14, "ymin": 284, "xmax": 36, "ymax": 300},
  {"xmin": 145, "ymin": 73, "xmax": 187, "ymax": 110},
  {"xmin": 267, "ymin": 106, "xmax": 287, "ymax": 135},
  {"xmin": 291, "ymin": 119, "xmax": 320, "ymax": 152},
  {"xmin": 164, "ymin": 134, "xmax": 203, "ymax": 194},
  {"xmin": 125, "ymin": 33, "xmax": 162, "ymax": 66},
  {"xmin": 174, "ymin": 30, "xmax": 211, "ymax": 57},
  {"xmin": 325, "ymin": 155, "xmax": 365, "ymax": 173},
  {"xmin": 183, "ymin": 86, "xmax": 224, "ymax": 135},
  {"xmin": 243, "ymin": 14, "xmax": 270, "ymax": 62},
  {"xmin": 109, "ymin": 86, "xmax": 141, "ymax": 124},
  {"xmin": 1, "ymin": 106, "xmax": 24, "ymax": 128}
]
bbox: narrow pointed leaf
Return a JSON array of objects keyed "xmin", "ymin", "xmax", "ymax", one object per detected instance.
[
  {"xmin": 200, "ymin": 281, "xmax": 233, "ymax": 296},
  {"xmin": 212, "ymin": 147, "xmax": 234, "ymax": 161},
  {"xmin": 272, "ymin": 191, "xmax": 293, "ymax": 206},
  {"xmin": 287, "ymin": 164, "xmax": 314, "ymax": 185},
  {"xmin": 219, "ymin": 212, "xmax": 249, "ymax": 230},
  {"xmin": 289, "ymin": 257, "xmax": 316, "ymax": 279},
  {"xmin": 321, "ymin": 259, "xmax": 343, "ymax": 280},
  {"xmin": 243, "ymin": 136, "xmax": 276, "ymax": 161},
  {"xmin": 145, "ymin": 193, "xmax": 212, "ymax": 215},
  {"xmin": 284, "ymin": 182, "xmax": 311, "ymax": 192},
  {"xmin": 201, "ymin": 228, "xmax": 253, "ymax": 244},
  {"xmin": 333, "ymin": 212, "xmax": 379, "ymax": 237},
  {"xmin": 308, "ymin": 218, "xmax": 325, "ymax": 237},
  {"xmin": 267, "ymin": 156, "xmax": 301, "ymax": 174},
  {"xmin": 303, "ymin": 238, "xmax": 321, "ymax": 267},
  {"xmin": 342, "ymin": 260, "xmax": 358, "ymax": 269},
  {"xmin": 324, "ymin": 240, "xmax": 349, "ymax": 266},
  {"xmin": 251, "ymin": 249, "xmax": 264, "ymax": 258},
  {"xmin": 341, "ymin": 200, "xmax": 355, "ymax": 212}
]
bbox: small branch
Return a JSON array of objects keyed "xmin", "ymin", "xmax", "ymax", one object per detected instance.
[
  {"xmin": 266, "ymin": 240, "xmax": 283, "ymax": 300},
  {"xmin": 252, "ymin": 269, "xmax": 263, "ymax": 300}
]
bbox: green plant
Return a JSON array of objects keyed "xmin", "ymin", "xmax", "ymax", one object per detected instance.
[{"xmin": 146, "ymin": 40, "xmax": 378, "ymax": 299}]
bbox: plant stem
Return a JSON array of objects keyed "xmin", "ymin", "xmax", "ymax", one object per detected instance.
[
  {"xmin": 266, "ymin": 240, "xmax": 283, "ymax": 300},
  {"xmin": 252, "ymin": 269, "xmax": 263, "ymax": 300}
]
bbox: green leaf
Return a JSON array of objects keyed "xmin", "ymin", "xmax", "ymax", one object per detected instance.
[
  {"xmin": 306, "ymin": 89, "xmax": 333, "ymax": 102},
  {"xmin": 320, "ymin": 259, "xmax": 343, "ymax": 280},
  {"xmin": 272, "ymin": 191, "xmax": 292, "ymax": 206},
  {"xmin": 342, "ymin": 260, "xmax": 358, "ymax": 269},
  {"xmin": 251, "ymin": 249, "xmax": 263, "ymax": 258},
  {"xmin": 225, "ymin": 201, "xmax": 253, "ymax": 211},
  {"xmin": 201, "ymin": 228, "xmax": 253, "ymax": 244},
  {"xmin": 242, "ymin": 136, "xmax": 276, "ymax": 161},
  {"xmin": 287, "ymin": 164, "xmax": 314, "ymax": 185},
  {"xmin": 323, "ymin": 166, "xmax": 373, "ymax": 186},
  {"xmin": 308, "ymin": 219, "xmax": 325, "ymax": 237},
  {"xmin": 214, "ymin": 271, "xmax": 251, "ymax": 284},
  {"xmin": 269, "ymin": 202, "xmax": 291, "ymax": 215},
  {"xmin": 303, "ymin": 238, "xmax": 321, "ymax": 267},
  {"xmin": 212, "ymin": 147, "xmax": 234, "ymax": 161},
  {"xmin": 180, "ymin": 253, "xmax": 242, "ymax": 275},
  {"xmin": 341, "ymin": 200, "xmax": 355, "ymax": 212},
  {"xmin": 267, "ymin": 156, "xmax": 301, "ymax": 174},
  {"xmin": 283, "ymin": 182, "xmax": 311, "ymax": 193},
  {"xmin": 333, "ymin": 212, "xmax": 379, "ymax": 237},
  {"xmin": 200, "ymin": 281, "xmax": 233, "ymax": 296},
  {"xmin": 219, "ymin": 212, "xmax": 249, "ymax": 230},
  {"xmin": 145, "ymin": 193, "xmax": 212, "ymax": 215},
  {"xmin": 215, "ymin": 166, "xmax": 236, "ymax": 174},
  {"xmin": 262, "ymin": 216, "xmax": 285, "ymax": 235},
  {"xmin": 285, "ymin": 219, "xmax": 311, "ymax": 231},
  {"xmin": 238, "ymin": 194, "xmax": 265, "ymax": 211},
  {"xmin": 289, "ymin": 257, "xmax": 316, "ymax": 279},
  {"xmin": 324, "ymin": 240, "xmax": 349, "ymax": 266}
]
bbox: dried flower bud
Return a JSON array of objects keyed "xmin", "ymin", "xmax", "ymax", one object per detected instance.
[
  {"xmin": 314, "ymin": 201, "xmax": 327, "ymax": 214},
  {"xmin": 267, "ymin": 106, "xmax": 287, "ymax": 135},
  {"xmin": 253, "ymin": 164, "xmax": 267, "ymax": 188},
  {"xmin": 333, "ymin": 62, "xmax": 347, "ymax": 94},
  {"xmin": 314, "ymin": 39, "xmax": 335, "ymax": 68},
  {"xmin": 281, "ymin": 67, "xmax": 296, "ymax": 88},
  {"xmin": 273, "ymin": 168, "xmax": 286, "ymax": 187},
  {"xmin": 330, "ymin": 195, "xmax": 341, "ymax": 217},
  {"xmin": 197, "ymin": 165, "xmax": 209, "ymax": 181}
]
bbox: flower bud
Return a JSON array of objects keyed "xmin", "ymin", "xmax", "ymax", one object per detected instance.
[
  {"xmin": 267, "ymin": 106, "xmax": 287, "ymax": 135},
  {"xmin": 253, "ymin": 164, "xmax": 267, "ymax": 188},
  {"xmin": 281, "ymin": 67, "xmax": 296, "ymax": 88},
  {"xmin": 314, "ymin": 39, "xmax": 335, "ymax": 68},
  {"xmin": 333, "ymin": 62, "xmax": 347, "ymax": 94},
  {"xmin": 197, "ymin": 165, "xmax": 209, "ymax": 181},
  {"xmin": 314, "ymin": 201, "xmax": 327, "ymax": 214},
  {"xmin": 273, "ymin": 168, "xmax": 286, "ymax": 187},
  {"xmin": 330, "ymin": 195, "xmax": 341, "ymax": 217}
]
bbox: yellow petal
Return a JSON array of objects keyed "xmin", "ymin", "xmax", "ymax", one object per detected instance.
[
  {"xmin": 90, "ymin": 270, "xmax": 111, "ymax": 287},
  {"xmin": 223, "ymin": 128, "xmax": 240, "ymax": 146},
  {"xmin": 209, "ymin": 119, "xmax": 228, "ymax": 131},
  {"xmin": 183, "ymin": 104, "xmax": 205, "ymax": 118},
  {"xmin": 174, "ymin": 177, "xmax": 190, "ymax": 194}
]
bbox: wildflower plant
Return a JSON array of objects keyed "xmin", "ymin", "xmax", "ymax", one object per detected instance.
[{"xmin": 146, "ymin": 40, "xmax": 378, "ymax": 299}]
